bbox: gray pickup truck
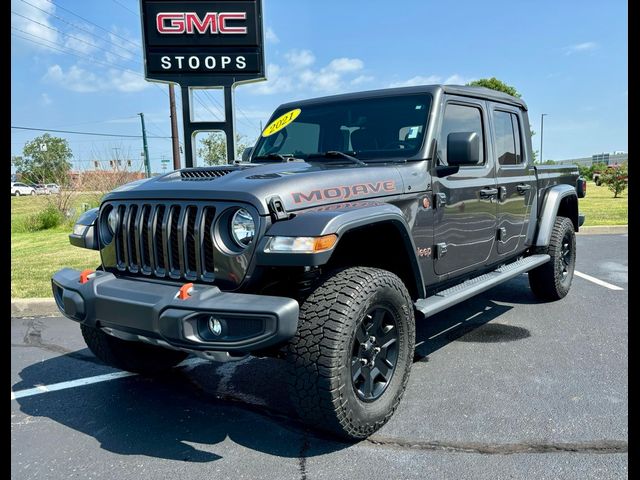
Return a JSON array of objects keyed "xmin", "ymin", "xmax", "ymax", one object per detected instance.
[{"xmin": 52, "ymin": 84, "xmax": 586, "ymax": 440}]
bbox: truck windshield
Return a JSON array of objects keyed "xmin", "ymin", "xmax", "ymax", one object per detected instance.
[{"xmin": 252, "ymin": 93, "xmax": 432, "ymax": 162}]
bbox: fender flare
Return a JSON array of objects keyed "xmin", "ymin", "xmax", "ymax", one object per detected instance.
[
  {"xmin": 256, "ymin": 202, "xmax": 425, "ymax": 297},
  {"xmin": 534, "ymin": 184, "xmax": 578, "ymax": 247}
]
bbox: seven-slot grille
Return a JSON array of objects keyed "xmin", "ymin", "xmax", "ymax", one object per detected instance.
[{"xmin": 106, "ymin": 202, "xmax": 217, "ymax": 283}]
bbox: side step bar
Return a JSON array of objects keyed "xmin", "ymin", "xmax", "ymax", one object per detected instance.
[{"xmin": 415, "ymin": 254, "xmax": 550, "ymax": 318}]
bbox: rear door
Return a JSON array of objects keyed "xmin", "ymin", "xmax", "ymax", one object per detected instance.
[
  {"xmin": 433, "ymin": 97, "xmax": 498, "ymax": 276},
  {"xmin": 489, "ymin": 105, "xmax": 535, "ymax": 256}
]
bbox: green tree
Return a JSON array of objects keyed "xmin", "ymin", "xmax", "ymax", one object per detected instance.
[
  {"xmin": 15, "ymin": 134, "xmax": 72, "ymax": 184},
  {"xmin": 602, "ymin": 163, "xmax": 628, "ymax": 198},
  {"xmin": 467, "ymin": 77, "xmax": 521, "ymax": 98},
  {"xmin": 198, "ymin": 133, "xmax": 249, "ymax": 165}
]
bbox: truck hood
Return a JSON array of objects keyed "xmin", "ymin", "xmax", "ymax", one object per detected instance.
[{"xmin": 104, "ymin": 161, "xmax": 409, "ymax": 215}]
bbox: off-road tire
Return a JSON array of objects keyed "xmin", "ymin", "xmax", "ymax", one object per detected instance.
[
  {"xmin": 286, "ymin": 267, "xmax": 415, "ymax": 440},
  {"xmin": 80, "ymin": 324, "xmax": 188, "ymax": 375},
  {"xmin": 528, "ymin": 216, "xmax": 576, "ymax": 300}
]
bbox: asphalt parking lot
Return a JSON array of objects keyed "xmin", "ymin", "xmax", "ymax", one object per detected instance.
[{"xmin": 11, "ymin": 234, "xmax": 628, "ymax": 480}]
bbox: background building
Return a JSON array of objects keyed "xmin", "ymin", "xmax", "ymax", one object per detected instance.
[{"xmin": 555, "ymin": 152, "xmax": 628, "ymax": 166}]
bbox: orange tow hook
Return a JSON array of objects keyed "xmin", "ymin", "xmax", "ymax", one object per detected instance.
[
  {"xmin": 178, "ymin": 283, "xmax": 194, "ymax": 300},
  {"xmin": 79, "ymin": 269, "xmax": 95, "ymax": 284}
]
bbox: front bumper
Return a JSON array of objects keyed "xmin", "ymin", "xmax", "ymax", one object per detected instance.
[{"xmin": 51, "ymin": 268, "xmax": 299, "ymax": 355}]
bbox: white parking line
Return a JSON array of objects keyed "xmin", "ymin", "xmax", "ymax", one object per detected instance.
[
  {"xmin": 10, "ymin": 358, "xmax": 209, "ymax": 401},
  {"xmin": 574, "ymin": 270, "xmax": 624, "ymax": 291}
]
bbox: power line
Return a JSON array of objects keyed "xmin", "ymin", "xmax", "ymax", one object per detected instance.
[
  {"xmin": 18, "ymin": 0, "xmax": 140, "ymax": 56},
  {"xmin": 110, "ymin": 0, "xmax": 139, "ymax": 16},
  {"xmin": 11, "ymin": 10, "xmax": 137, "ymax": 63},
  {"xmin": 39, "ymin": 0, "xmax": 141, "ymax": 50},
  {"xmin": 11, "ymin": 29, "xmax": 142, "ymax": 77},
  {"xmin": 12, "ymin": 126, "xmax": 172, "ymax": 139}
]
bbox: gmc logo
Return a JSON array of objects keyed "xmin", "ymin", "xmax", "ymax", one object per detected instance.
[{"xmin": 156, "ymin": 12, "xmax": 247, "ymax": 34}]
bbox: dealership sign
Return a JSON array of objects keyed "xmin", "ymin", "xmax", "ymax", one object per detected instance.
[{"xmin": 140, "ymin": 0, "xmax": 265, "ymax": 85}]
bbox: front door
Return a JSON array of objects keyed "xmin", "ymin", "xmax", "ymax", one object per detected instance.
[
  {"xmin": 433, "ymin": 98, "xmax": 498, "ymax": 276},
  {"xmin": 489, "ymin": 106, "xmax": 535, "ymax": 255}
]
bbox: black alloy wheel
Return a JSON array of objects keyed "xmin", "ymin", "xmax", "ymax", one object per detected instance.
[{"xmin": 351, "ymin": 306, "xmax": 399, "ymax": 402}]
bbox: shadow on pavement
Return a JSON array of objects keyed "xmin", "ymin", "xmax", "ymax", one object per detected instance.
[{"xmin": 13, "ymin": 273, "xmax": 539, "ymax": 462}]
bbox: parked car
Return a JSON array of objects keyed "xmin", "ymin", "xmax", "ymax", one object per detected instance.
[
  {"xmin": 46, "ymin": 183, "xmax": 61, "ymax": 194},
  {"xmin": 11, "ymin": 182, "xmax": 36, "ymax": 196},
  {"xmin": 33, "ymin": 184, "xmax": 51, "ymax": 195}
]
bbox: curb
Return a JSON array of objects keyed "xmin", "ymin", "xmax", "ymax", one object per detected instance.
[
  {"xmin": 11, "ymin": 298, "xmax": 58, "ymax": 318},
  {"xmin": 578, "ymin": 225, "xmax": 627, "ymax": 235}
]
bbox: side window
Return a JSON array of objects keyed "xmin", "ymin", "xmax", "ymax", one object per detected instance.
[
  {"xmin": 438, "ymin": 103, "xmax": 484, "ymax": 166},
  {"xmin": 493, "ymin": 110, "xmax": 523, "ymax": 165}
]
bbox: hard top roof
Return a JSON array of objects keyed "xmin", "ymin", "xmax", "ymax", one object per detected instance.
[{"xmin": 278, "ymin": 84, "xmax": 528, "ymax": 111}]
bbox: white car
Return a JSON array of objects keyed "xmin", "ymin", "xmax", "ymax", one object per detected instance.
[
  {"xmin": 46, "ymin": 183, "xmax": 61, "ymax": 194},
  {"xmin": 11, "ymin": 182, "xmax": 36, "ymax": 196}
]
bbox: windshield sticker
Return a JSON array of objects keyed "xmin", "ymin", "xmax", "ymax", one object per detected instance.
[{"xmin": 262, "ymin": 109, "xmax": 301, "ymax": 137}]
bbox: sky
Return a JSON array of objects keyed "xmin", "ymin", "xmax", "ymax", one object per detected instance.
[{"xmin": 11, "ymin": 0, "xmax": 628, "ymax": 173}]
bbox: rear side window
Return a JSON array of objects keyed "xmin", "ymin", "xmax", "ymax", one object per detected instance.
[
  {"xmin": 493, "ymin": 110, "xmax": 523, "ymax": 165},
  {"xmin": 438, "ymin": 103, "xmax": 485, "ymax": 166}
]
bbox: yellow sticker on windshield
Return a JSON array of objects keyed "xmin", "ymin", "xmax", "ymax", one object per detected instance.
[{"xmin": 261, "ymin": 109, "xmax": 301, "ymax": 137}]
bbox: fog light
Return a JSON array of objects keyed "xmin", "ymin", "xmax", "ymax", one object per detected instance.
[{"xmin": 208, "ymin": 317, "xmax": 223, "ymax": 336}]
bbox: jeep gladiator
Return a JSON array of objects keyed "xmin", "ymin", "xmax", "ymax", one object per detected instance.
[{"xmin": 52, "ymin": 85, "xmax": 586, "ymax": 439}]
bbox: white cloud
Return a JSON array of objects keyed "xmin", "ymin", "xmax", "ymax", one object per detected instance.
[
  {"xmin": 327, "ymin": 58, "xmax": 364, "ymax": 73},
  {"xmin": 443, "ymin": 74, "xmax": 472, "ymax": 85},
  {"xmin": 249, "ymin": 63, "xmax": 294, "ymax": 95},
  {"xmin": 285, "ymin": 49, "xmax": 316, "ymax": 69},
  {"xmin": 11, "ymin": 0, "xmax": 58, "ymax": 49},
  {"xmin": 64, "ymin": 32, "xmax": 98, "ymax": 55},
  {"xmin": 564, "ymin": 41, "xmax": 597, "ymax": 55},
  {"xmin": 388, "ymin": 73, "xmax": 472, "ymax": 88},
  {"xmin": 351, "ymin": 75, "xmax": 374, "ymax": 86},
  {"xmin": 388, "ymin": 75, "xmax": 441, "ymax": 88},
  {"xmin": 246, "ymin": 49, "xmax": 367, "ymax": 95},
  {"xmin": 44, "ymin": 63, "xmax": 149, "ymax": 93},
  {"xmin": 265, "ymin": 27, "xmax": 279, "ymax": 44},
  {"xmin": 41, "ymin": 93, "xmax": 52, "ymax": 106}
]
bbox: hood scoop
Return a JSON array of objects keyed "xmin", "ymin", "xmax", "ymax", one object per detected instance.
[{"xmin": 180, "ymin": 166, "xmax": 237, "ymax": 180}]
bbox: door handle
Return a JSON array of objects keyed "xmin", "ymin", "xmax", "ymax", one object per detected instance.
[
  {"xmin": 479, "ymin": 187, "xmax": 498, "ymax": 199},
  {"xmin": 516, "ymin": 184, "xmax": 531, "ymax": 194}
]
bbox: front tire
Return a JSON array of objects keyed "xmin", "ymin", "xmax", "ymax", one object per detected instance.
[
  {"xmin": 15, "ymin": 191, "xmax": 20, "ymax": 197},
  {"xmin": 30, "ymin": 190, "xmax": 36, "ymax": 196},
  {"xmin": 80, "ymin": 324, "xmax": 188, "ymax": 375},
  {"xmin": 528, "ymin": 216, "xmax": 576, "ymax": 300},
  {"xmin": 286, "ymin": 267, "xmax": 415, "ymax": 440}
]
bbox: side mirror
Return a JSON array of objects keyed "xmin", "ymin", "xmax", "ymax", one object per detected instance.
[
  {"xmin": 447, "ymin": 132, "xmax": 480, "ymax": 166},
  {"xmin": 241, "ymin": 147, "xmax": 253, "ymax": 163}
]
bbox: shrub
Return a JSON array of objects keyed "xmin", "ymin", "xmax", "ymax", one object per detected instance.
[
  {"xmin": 602, "ymin": 163, "xmax": 628, "ymax": 198},
  {"xmin": 23, "ymin": 204, "xmax": 64, "ymax": 232}
]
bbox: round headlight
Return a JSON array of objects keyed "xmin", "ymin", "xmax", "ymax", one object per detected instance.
[
  {"xmin": 107, "ymin": 208, "xmax": 120, "ymax": 234},
  {"xmin": 230, "ymin": 208, "xmax": 255, "ymax": 247}
]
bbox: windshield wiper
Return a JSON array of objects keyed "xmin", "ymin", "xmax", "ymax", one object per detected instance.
[
  {"xmin": 253, "ymin": 153, "xmax": 301, "ymax": 163},
  {"xmin": 307, "ymin": 151, "xmax": 366, "ymax": 166}
]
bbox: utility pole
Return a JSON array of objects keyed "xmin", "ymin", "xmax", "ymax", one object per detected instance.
[
  {"xmin": 539, "ymin": 113, "xmax": 548, "ymax": 164},
  {"xmin": 138, "ymin": 112, "xmax": 151, "ymax": 178},
  {"xmin": 168, "ymin": 84, "xmax": 181, "ymax": 170}
]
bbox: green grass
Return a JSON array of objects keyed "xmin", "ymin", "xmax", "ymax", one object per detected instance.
[
  {"xmin": 11, "ymin": 194, "xmax": 100, "ymax": 298},
  {"xmin": 579, "ymin": 181, "xmax": 628, "ymax": 226},
  {"xmin": 10, "ymin": 182, "xmax": 627, "ymax": 298}
]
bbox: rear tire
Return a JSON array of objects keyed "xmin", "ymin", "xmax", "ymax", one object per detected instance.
[
  {"xmin": 30, "ymin": 190, "xmax": 36, "ymax": 196},
  {"xmin": 80, "ymin": 324, "xmax": 188, "ymax": 375},
  {"xmin": 528, "ymin": 216, "xmax": 576, "ymax": 300},
  {"xmin": 286, "ymin": 267, "xmax": 415, "ymax": 440},
  {"xmin": 15, "ymin": 191, "xmax": 20, "ymax": 197}
]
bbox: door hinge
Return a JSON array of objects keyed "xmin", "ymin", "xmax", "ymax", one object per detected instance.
[
  {"xmin": 497, "ymin": 227, "xmax": 507, "ymax": 241},
  {"xmin": 435, "ymin": 242, "xmax": 448, "ymax": 258},
  {"xmin": 434, "ymin": 193, "xmax": 447, "ymax": 209},
  {"xmin": 267, "ymin": 196, "xmax": 288, "ymax": 222},
  {"xmin": 498, "ymin": 186, "xmax": 507, "ymax": 201}
]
